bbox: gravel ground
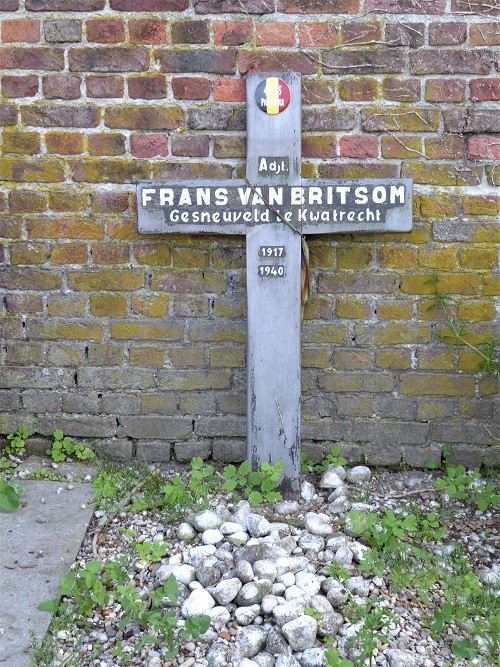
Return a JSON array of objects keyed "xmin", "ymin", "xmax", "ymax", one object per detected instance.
[{"xmin": 21, "ymin": 461, "xmax": 499, "ymax": 667}]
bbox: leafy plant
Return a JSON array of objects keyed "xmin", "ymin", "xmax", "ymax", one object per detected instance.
[
  {"xmin": 223, "ymin": 459, "xmax": 283, "ymax": 506},
  {"xmin": 324, "ymin": 645, "xmax": 354, "ymax": 667},
  {"xmin": 1, "ymin": 425, "xmax": 29, "ymax": 470},
  {"xmin": 134, "ymin": 540, "xmax": 168, "ymax": 563},
  {"xmin": 39, "ymin": 562, "xmax": 210, "ymax": 661},
  {"xmin": 0, "ymin": 478, "xmax": 24, "ymax": 511},
  {"xmin": 30, "ymin": 467, "xmax": 67, "ymax": 482},
  {"xmin": 301, "ymin": 446, "xmax": 347, "ymax": 474},
  {"xmin": 426, "ymin": 272, "xmax": 499, "ymax": 377},
  {"xmin": 304, "ymin": 605, "xmax": 322, "ymax": 620},
  {"xmin": 6, "ymin": 425, "xmax": 29, "ymax": 456},
  {"xmin": 323, "ymin": 561, "xmax": 351, "ymax": 582},
  {"xmin": 431, "ymin": 447, "xmax": 500, "ymax": 512},
  {"xmin": 344, "ymin": 599, "xmax": 396, "ymax": 666},
  {"xmin": 186, "ymin": 456, "xmax": 220, "ymax": 506},
  {"xmin": 47, "ymin": 429, "xmax": 95, "ymax": 462}
]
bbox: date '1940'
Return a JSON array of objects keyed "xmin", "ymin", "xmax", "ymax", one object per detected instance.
[{"xmin": 258, "ymin": 264, "xmax": 285, "ymax": 277}]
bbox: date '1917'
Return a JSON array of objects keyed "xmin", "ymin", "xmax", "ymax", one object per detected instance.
[{"xmin": 259, "ymin": 246, "xmax": 286, "ymax": 258}]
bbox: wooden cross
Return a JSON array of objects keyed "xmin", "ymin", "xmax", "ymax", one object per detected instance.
[{"xmin": 137, "ymin": 73, "xmax": 412, "ymax": 498}]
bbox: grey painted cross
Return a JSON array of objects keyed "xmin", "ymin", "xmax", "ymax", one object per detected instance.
[{"xmin": 137, "ymin": 73, "xmax": 412, "ymax": 497}]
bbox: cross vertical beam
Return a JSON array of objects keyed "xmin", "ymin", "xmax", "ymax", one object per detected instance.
[{"xmin": 245, "ymin": 73, "xmax": 302, "ymax": 497}]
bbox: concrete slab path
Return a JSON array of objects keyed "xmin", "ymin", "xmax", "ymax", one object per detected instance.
[{"xmin": 0, "ymin": 479, "xmax": 94, "ymax": 667}]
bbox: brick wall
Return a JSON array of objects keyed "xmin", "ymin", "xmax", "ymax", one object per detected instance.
[{"xmin": 0, "ymin": 0, "xmax": 498, "ymax": 467}]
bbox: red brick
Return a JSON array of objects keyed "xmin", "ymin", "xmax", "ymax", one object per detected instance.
[
  {"xmin": 46, "ymin": 131, "xmax": 85, "ymax": 155},
  {"xmin": 386, "ymin": 22, "xmax": 424, "ymax": 46},
  {"xmin": 319, "ymin": 163, "xmax": 398, "ymax": 179},
  {"xmin": 26, "ymin": 0, "xmax": 105, "ymax": 8},
  {"xmin": 214, "ymin": 20, "xmax": 252, "ymax": 46},
  {"xmin": 70, "ymin": 159, "xmax": 148, "ymax": 183},
  {"xmin": 444, "ymin": 109, "xmax": 499, "ymax": 133},
  {"xmin": 3, "ymin": 130, "xmax": 41, "ymax": 155},
  {"xmin": 195, "ymin": 0, "xmax": 272, "ymax": 12},
  {"xmin": 382, "ymin": 78, "xmax": 420, "ymax": 102},
  {"xmin": 470, "ymin": 78, "xmax": 500, "ymax": 101},
  {"xmin": 361, "ymin": 107, "xmax": 439, "ymax": 132},
  {"xmin": 302, "ymin": 135, "xmax": 336, "ymax": 159},
  {"xmin": 214, "ymin": 79, "xmax": 245, "ymax": 102},
  {"xmin": 129, "ymin": 18, "xmax": 167, "ymax": 44},
  {"xmin": 256, "ymin": 22, "xmax": 295, "ymax": 46},
  {"xmin": 21, "ymin": 105, "xmax": 98, "ymax": 128},
  {"xmin": 468, "ymin": 137, "xmax": 500, "ymax": 160},
  {"xmin": 92, "ymin": 192, "xmax": 129, "ymax": 213},
  {"xmin": 50, "ymin": 242, "xmax": 87, "ymax": 265},
  {"xmin": 469, "ymin": 23, "xmax": 500, "ymax": 46},
  {"xmin": 91, "ymin": 243, "xmax": 129, "ymax": 264},
  {"xmin": 411, "ymin": 49, "xmax": 491, "ymax": 75},
  {"xmin": 155, "ymin": 49, "xmax": 236, "ymax": 75},
  {"xmin": 151, "ymin": 162, "xmax": 232, "ymax": 181},
  {"xmin": 0, "ymin": 157, "xmax": 66, "ymax": 182},
  {"xmin": 172, "ymin": 76, "xmax": 210, "ymax": 100},
  {"xmin": 451, "ymin": 0, "xmax": 499, "ymax": 14},
  {"xmin": 128, "ymin": 75, "xmax": 167, "ymax": 100},
  {"xmin": 238, "ymin": 51, "xmax": 316, "ymax": 75},
  {"xmin": 381, "ymin": 136, "xmax": 422, "ymax": 159},
  {"xmin": 88, "ymin": 133, "xmax": 126, "ymax": 156},
  {"xmin": 42, "ymin": 74, "xmax": 81, "ymax": 99},
  {"xmin": 27, "ymin": 216, "xmax": 103, "ymax": 240},
  {"xmin": 86, "ymin": 75, "xmax": 123, "ymax": 98},
  {"xmin": 302, "ymin": 79, "xmax": 335, "ymax": 104},
  {"xmin": 105, "ymin": 105, "xmax": 183, "ymax": 130},
  {"xmin": 130, "ymin": 134, "xmax": 168, "ymax": 158},
  {"xmin": 342, "ymin": 21, "xmax": 382, "ymax": 44},
  {"xmin": 324, "ymin": 49, "xmax": 405, "ymax": 74},
  {"xmin": 429, "ymin": 22, "xmax": 466, "ymax": 45},
  {"xmin": 9, "ymin": 190, "xmax": 47, "ymax": 213},
  {"xmin": 2, "ymin": 75, "xmax": 38, "ymax": 98},
  {"xmin": 2, "ymin": 18, "xmax": 40, "ymax": 42},
  {"xmin": 338, "ymin": 77, "xmax": 378, "ymax": 101},
  {"xmin": 0, "ymin": 104, "xmax": 16, "ymax": 126},
  {"xmin": 340, "ymin": 135, "xmax": 378, "ymax": 158},
  {"xmin": 49, "ymin": 190, "xmax": 88, "ymax": 212},
  {"xmin": 213, "ymin": 136, "xmax": 245, "ymax": 158},
  {"xmin": 44, "ymin": 19, "xmax": 81, "ymax": 43},
  {"xmin": 298, "ymin": 22, "xmax": 339, "ymax": 47},
  {"xmin": 0, "ymin": 216, "xmax": 22, "ymax": 239},
  {"xmin": 278, "ymin": 0, "xmax": 358, "ymax": 11},
  {"xmin": 171, "ymin": 135, "xmax": 209, "ymax": 157},
  {"xmin": 303, "ymin": 108, "xmax": 355, "ymax": 132},
  {"xmin": 171, "ymin": 20, "xmax": 209, "ymax": 44},
  {"xmin": 86, "ymin": 18, "xmax": 125, "ymax": 43},
  {"xmin": 111, "ymin": 0, "xmax": 187, "ymax": 8},
  {"xmin": 425, "ymin": 79, "xmax": 465, "ymax": 102},
  {"xmin": 5, "ymin": 294, "xmax": 44, "ymax": 313},
  {"xmin": 0, "ymin": 47, "xmax": 64, "ymax": 70},
  {"xmin": 365, "ymin": 0, "xmax": 445, "ymax": 12},
  {"xmin": 69, "ymin": 47, "xmax": 149, "ymax": 73},
  {"xmin": 425, "ymin": 136, "xmax": 465, "ymax": 159}
]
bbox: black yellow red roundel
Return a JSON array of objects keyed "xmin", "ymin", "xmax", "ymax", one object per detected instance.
[{"xmin": 255, "ymin": 77, "xmax": 291, "ymax": 115}]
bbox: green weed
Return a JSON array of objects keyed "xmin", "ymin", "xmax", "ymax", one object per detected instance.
[
  {"xmin": 222, "ymin": 459, "xmax": 283, "ymax": 506},
  {"xmin": 47, "ymin": 429, "xmax": 95, "ymax": 463}
]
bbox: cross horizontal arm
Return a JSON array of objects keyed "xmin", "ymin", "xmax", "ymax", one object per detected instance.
[{"xmin": 138, "ymin": 178, "xmax": 412, "ymax": 236}]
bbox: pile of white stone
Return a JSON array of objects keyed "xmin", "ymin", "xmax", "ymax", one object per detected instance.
[{"xmin": 151, "ymin": 466, "xmax": 420, "ymax": 667}]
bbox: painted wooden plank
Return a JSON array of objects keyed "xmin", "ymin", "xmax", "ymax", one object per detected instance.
[{"xmin": 245, "ymin": 72, "xmax": 302, "ymax": 497}]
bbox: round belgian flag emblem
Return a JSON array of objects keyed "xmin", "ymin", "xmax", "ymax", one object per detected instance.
[{"xmin": 255, "ymin": 77, "xmax": 291, "ymax": 115}]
